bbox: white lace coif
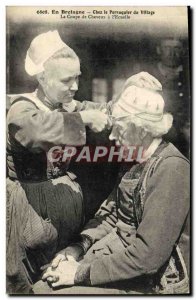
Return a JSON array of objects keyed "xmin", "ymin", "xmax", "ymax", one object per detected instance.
[{"xmin": 25, "ymin": 30, "xmax": 71, "ymax": 76}]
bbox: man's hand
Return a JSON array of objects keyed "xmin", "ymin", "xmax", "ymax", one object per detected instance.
[
  {"xmin": 80, "ymin": 110, "xmax": 111, "ymax": 132},
  {"xmin": 41, "ymin": 244, "xmax": 83, "ymax": 271},
  {"xmin": 124, "ymin": 72, "xmax": 162, "ymax": 91},
  {"xmin": 42, "ymin": 260, "xmax": 80, "ymax": 287},
  {"xmin": 40, "ymin": 250, "xmax": 66, "ymax": 272}
]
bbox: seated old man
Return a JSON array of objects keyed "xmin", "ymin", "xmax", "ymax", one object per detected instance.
[{"xmin": 35, "ymin": 76, "xmax": 190, "ymax": 295}]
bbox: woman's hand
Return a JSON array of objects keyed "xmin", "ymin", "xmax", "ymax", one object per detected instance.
[{"xmin": 80, "ymin": 110, "xmax": 110, "ymax": 132}]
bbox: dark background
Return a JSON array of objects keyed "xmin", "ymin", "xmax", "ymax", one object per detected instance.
[{"xmin": 6, "ymin": 19, "xmax": 189, "ymax": 101}]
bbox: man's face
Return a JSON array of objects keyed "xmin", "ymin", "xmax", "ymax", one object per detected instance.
[
  {"xmin": 158, "ymin": 39, "xmax": 183, "ymax": 68},
  {"xmin": 41, "ymin": 57, "xmax": 81, "ymax": 104},
  {"xmin": 109, "ymin": 105, "xmax": 142, "ymax": 147}
]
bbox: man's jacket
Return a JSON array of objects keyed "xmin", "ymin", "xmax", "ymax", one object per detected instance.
[{"xmin": 79, "ymin": 142, "xmax": 190, "ymax": 293}]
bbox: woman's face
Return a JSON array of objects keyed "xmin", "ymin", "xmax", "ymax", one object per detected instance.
[{"xmin": 41, "ymin": 57, "xmax": 81, "ymax": 105}]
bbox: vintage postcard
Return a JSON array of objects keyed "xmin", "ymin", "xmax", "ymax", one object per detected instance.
[{"xmin": 6, "ymin": 6, "xmax": 191, "ymax": 295}]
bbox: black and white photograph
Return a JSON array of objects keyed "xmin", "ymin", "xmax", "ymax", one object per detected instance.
[{"xmin": 6, "ymin": 6, "xmax": 191, "ymax": 295}]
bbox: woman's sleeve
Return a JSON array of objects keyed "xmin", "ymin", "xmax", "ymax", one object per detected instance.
[{"xmin": 7, "ymin": 100, "xmax": 86, "ymax": 151}]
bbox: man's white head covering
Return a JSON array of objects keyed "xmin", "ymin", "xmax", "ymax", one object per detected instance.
[
  {"xmin": 25, "ymin": 30, "xmax": 71, "ymax": 76},
  {"xmin": 112, "ymin": 73, "xmax": 173, "ymax": 136},
  {"xmin": 113, "ymin": 86, "xmax": 165, "ymax": 122}
]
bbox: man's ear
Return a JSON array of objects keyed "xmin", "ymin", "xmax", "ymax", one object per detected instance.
[{"xmin": 36, "ymin": 72, "xmax": 45, "ymax": 85}]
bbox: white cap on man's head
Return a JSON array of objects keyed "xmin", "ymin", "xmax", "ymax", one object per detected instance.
[
  {"xmin": 112, "ymin": 73, "xmax": 173, "ymax": 136},
  {"xmin": 25, "ymin": 30, "xmax": 71, "ymax": 76},
  {"xmin": 112, "ymin": 73, "xmax": 164, "ymax": 122},
  {"xmin": 114, "ymin": 85, "xmax": 165, "ymax": 122}
]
